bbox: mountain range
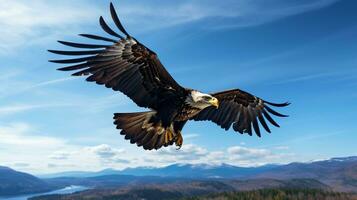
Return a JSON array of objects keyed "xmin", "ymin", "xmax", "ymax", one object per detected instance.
[
  {"xmin": 39, "ymin": 163, "xmax": 280, "ymax": 179},
  {"xmin": 45, "ymin": 156, "xmax": 356, "ymax": 192},
  {"xmin": 1, "ymin": 156, "xmax": 356, "ymax": 197},
  {"xmin": 0, "ymin": 166, "xmax": 56, "ymax": 196}
]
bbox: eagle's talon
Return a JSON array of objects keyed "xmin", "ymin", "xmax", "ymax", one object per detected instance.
[{"xmin": 175, "ymin": 132, "xmax": 183, "ymax": 150}]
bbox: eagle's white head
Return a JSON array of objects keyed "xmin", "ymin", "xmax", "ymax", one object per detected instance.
[{"xmin": 186, "ymin": 90, "xmax": 219, "ymax": 110}]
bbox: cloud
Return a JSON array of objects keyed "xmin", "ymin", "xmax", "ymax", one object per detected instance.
[
  {"xmin": 0, "ymin": 0, "xmax": 338, "ymax": 54},
  {"xmin": 40, "ymin": 143, "xmax": 291, "ymax": 173},
  {"xmin": 272, "ymin": 69, "xmax": 357, "ymax": 85},
  {"xmin": 49, "ymin": 152, "xmax": 71, "ymax": 160},
  {"xmin": 87, "ymin": 144, "xmax": 125, "ymax": 159},
  {"xmin": 0, "ymin": 0, "xmax": 100, "ymax": 54},
  {"xmin": 184, "ymin": 134, "xmax": 200, "ymax": 140},
  {"xmin": 260, "ymin": 131, "xmax": 346, "ymax": 150},
  {"xmin": 112, "ymin": 158, "xmax": 131, "ymax": 164},
  {"xmin": 227, "ymin": 146, "xmax": 272, "ymax": 160},
  {"xmin": 0, "ymin": 93, "xmax": 130, "ymax": 117},
  {"xmin": 0, "ymin": 74, "xmax": 79, "ymax": 99},
  {"xmin": 154, "ymin": 144, "xmax": 208, "ymax": 162},
  {"xmin": 0, "ymin": 122, "xmax": 78, "ymax": 173},
  {"xmin": 1, "ymin": 128, "xmax": 295, "ymax": 174},
  {"xmin": 114, "ymin": 0, "xmax": 339, "ymax": 31},
  {"xmin": 47, "ymin": 163, "xmax": 75, "ymax": 169},
  {"xmin": 13, "ymin": 163, "xmax": 30, "ymax": 167},
  {"xmin": 0, "ymin": 122, "xmax": 65, "ymax": 147},
  {"xmin": 0, "ymin": 69, "xmax": 23, "ymax": 81},
  {"xmin": 0, "ymin": 105, "xmax": 44, "ymax": 116},
  {"xmin": 0, "ymin": 104, "xmax": 71, "ymax": 116},
  {"xmin": 47, "ymin": 164, "xmax": 58, "ymax": 168},
  {"xmin": 225, "ymin": 145, "xmax": 294, "ymax": 166},
  {"xmin": 27, "ymin": 77, "xmax": 79, "ymax": 89},
  {"xmin": 83, "ymin": 144, "xmax": 130, "ymax": 164},
  {"xmin": 274, "ymin": 146, "xmax": 290, "ymax": 150},
  {"xmin": 0, "ymin": 124, "xmax": 116, "ymax": 173},
  {"xmin": 142, "ymin": 144, "xmax": 291, "ymax": 167}
]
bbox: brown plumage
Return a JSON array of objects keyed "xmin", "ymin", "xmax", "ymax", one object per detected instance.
[
  {"xmin": 194, "ymin": 89, "xmax": 289, "ymax": 137},
  {"xmin": 49, "ymin": 3, "xmax": 289, "ymax": 150}
]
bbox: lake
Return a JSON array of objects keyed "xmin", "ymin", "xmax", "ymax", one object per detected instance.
[{"xmin": 0, "ymin": 185, "xmax": 89, "ymax": 200}]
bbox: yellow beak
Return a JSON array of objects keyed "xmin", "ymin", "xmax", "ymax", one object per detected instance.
[{"xmin": 209, "ymin": 98, "xmax": 219, "ymax": 109}]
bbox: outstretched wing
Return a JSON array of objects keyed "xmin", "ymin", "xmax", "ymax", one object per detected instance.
[
  {"xmin": 49, "ymin": 3, "xmax": 185, "ymax": 110},
  {"xmin": 193, "ymin": 89, "xmax": 289, "ymax": 137}
]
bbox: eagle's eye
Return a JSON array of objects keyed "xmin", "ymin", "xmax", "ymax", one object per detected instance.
[{"xmin": 202, "ymin": 96, "xmax": 212, "ymax": 101}]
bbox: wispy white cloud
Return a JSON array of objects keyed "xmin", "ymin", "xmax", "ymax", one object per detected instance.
[
  {"xmin": 49, "ymin": 152, "xmax": 71, "ymax": 160},
  {"xmin": 140, "ymin": 144, "xmax": 293, "ymax": 167},
  {"xmin": 274, "ymin": 146, "xmax": 290, "ymax": 150},
  {"xmin": 258, "ymin": 131, "xmax": 346, "ymax": 150},
  {"xmin": 47, "ymin": 163, "xmax": 75, "ymax": 169},
  {"xmin": 0, "ymin": 124, "xmax": 294, "ymax": 174},
  {"xmin": 0, "ymin": 69, "xmax": 77, "ymax": 100},
  {"xmin": 85, "ymin": 144, "xmax": 127, "ymax": 164},
  {"xmin": 0, "ymin": 122, "xmax": 92, "ymax": 173},
  {"xmin": 0, "ymin": 103, "xmax": 71, "ymax": 116},
  {"xmin": 0, "ymin": 0, "xmax": 339, "ymax": 53},
  {"xmin": 13, "ymin": 163, "xmax": 30, "ymax": 167},
  {"xmin": 0, "ymin": 93, "xmax": 130, "ymax": 116},
  {"xmin": 227, "ymin": 146, "xmax": 272, "ymax": 159},
  {"xmin": 114, "ymin": 0, "xmax": 339, "ymax": 30},
  {"xmin": 0, "ymin": 122, "xmax": 64, "ymax": 147},
  {"xmin": 0, "ymin": 0, "xmax": 100, "ymax": 54},
  {"xmin": 28, "ymin": 77, "xmax": 79, "ymax": 89},
  {"xmin": 276, "ymin": 73, "xmax": 335, "ymax": 84},
  {"xmin": 0, "ymin": 76, "xmax": 78, "ymax": 99},
  {"xmin": 0, "ymin": 70, "xmax": 131, "ymax": 115},
  {"xmin": 0, "ymin": 69, "xmax": 24, "ymax": 81},
  {"xmin": 185, "ymin": 133, "xmax": 200, "ymax": 140},
  {"xmin": 43, "ymin": 144, "xmax": 131, "ymax": 172},
  {"xmin": 272, "ymin": 71, "xmax": 356, "ymax": 85}
]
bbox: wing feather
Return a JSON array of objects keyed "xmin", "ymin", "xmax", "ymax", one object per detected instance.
[
  {"xmin": 79, "ymin": 34, "xmax": 118, "ymax": 43},
  {"xmin": 48, "ymin": 50, "xmax": 105, "ymax": 56},
  {"xmin": 99, "ymin": 16, "xmax": 124, "ymax": 39},
  {"xmin": 57, "ymin": 40, "xmax": 109, "ymax": 49},
  {"xmin": 193, "ymin": 89, "xmax": 288, "ymax": 137},
  {"xmin": 49, "ymin": 3, "xmax": 185, "ymax": 110},
  {"xmin": 110, "ymin": 2, "xmax": 130, "ymax": 37},
  {"xmin": 57, "ymin": 63, "xmax": 89, "ymax": 71}
]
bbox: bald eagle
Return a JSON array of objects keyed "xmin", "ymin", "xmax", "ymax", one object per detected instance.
[{"xmin": 49, "ymin": 3, "xmax": 289, "ymax": 150}]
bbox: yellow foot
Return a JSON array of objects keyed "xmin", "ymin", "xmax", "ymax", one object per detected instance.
[{"xmin": 175, "ymin": 132, "xmax": 183, "ymax": 150}]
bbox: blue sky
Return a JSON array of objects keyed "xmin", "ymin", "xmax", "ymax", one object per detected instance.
[{"xmin": 0, "ymin": 0, "xmax": 356, "ymax": 174}]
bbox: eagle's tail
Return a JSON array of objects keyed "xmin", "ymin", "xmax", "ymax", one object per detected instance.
[{"xmin": 113, "ymin": 112, "xmax": 182, "ymax": 150}]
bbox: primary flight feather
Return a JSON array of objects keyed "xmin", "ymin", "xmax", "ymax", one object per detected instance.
[{"xmin": 49, "ymin": 3, "xmax": 289, "ymax": 150}]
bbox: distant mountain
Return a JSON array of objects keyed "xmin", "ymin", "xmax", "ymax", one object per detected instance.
[
  {"xmin": 39, "ymin": 170, "xmax": 97, "ymax": 178},
  {"xmin": 40, "ymin": 156, "xmax": 357, "ymax": 192},
  {"xmin": 120, "ymin": 163, "xmax": 281, "ymax": 178},
  {"xmin": 40, "ymin": 163, "xmax": 280, "ymax": 179},
  {"xmin": 251, "ymin": 156, "xmax": 357, "ymax": 180},
  {"xmin": 0, "ymin": 166, "xmax": 56, "ymax": 196},
  {"xmin": 1, "ymin": 156, "xmax": 354, "ymax": 197},
  {"xmin": 249, "ymin": 156, "xmax": 357, "ymax": 192},
  {"xmin": 40, "ymin": 156, "xmax": 357, "ymax": 182}
]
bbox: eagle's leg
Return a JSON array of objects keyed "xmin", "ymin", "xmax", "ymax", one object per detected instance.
[{"xmin": 175, "ymin": 131, "xmax": 183, "ymax": 150}]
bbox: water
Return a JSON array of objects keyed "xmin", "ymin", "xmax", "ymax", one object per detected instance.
[{"xmin": 0, "ymin": 185, "xmax": 89, "ymax": 200}]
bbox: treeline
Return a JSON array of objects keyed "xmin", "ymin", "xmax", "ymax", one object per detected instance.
[
  {"xmin": 183, "ymin": 189, "xmax": 357, "ymax": 200},
  {"xmin": 31, "ymin": 188, "xmax": 357, "ymax": 200}
]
